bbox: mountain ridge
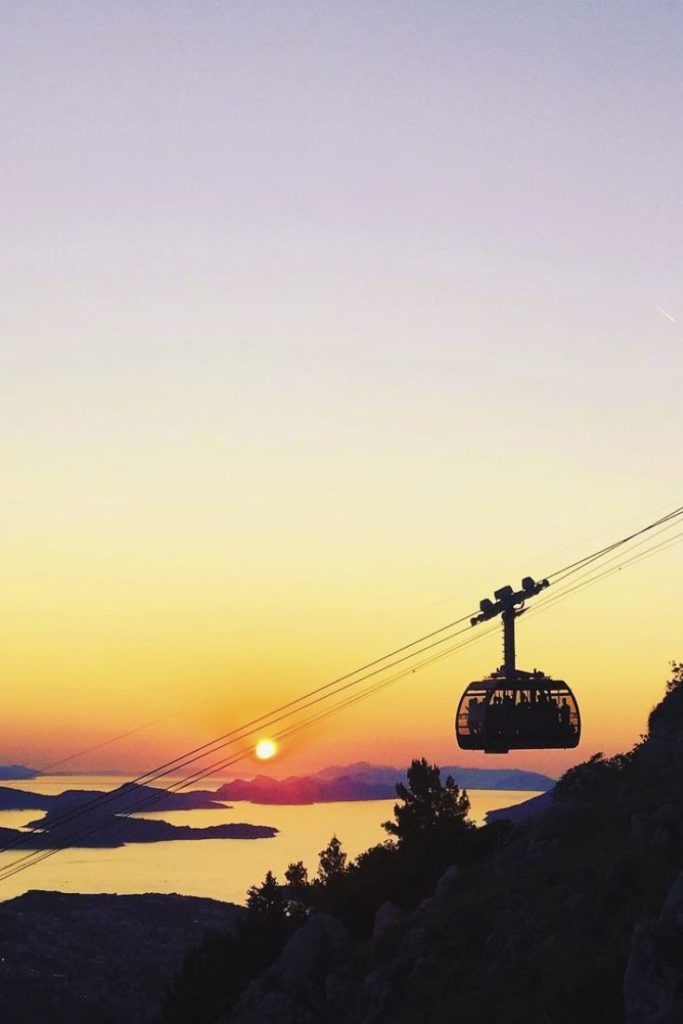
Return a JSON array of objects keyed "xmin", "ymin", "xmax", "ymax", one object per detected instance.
[
  {"xmin": 216, "ymin": 763, "xmax": 553, "ymax": 804},
  {"xmin": 0, "ymin": 764, "xmax": 39, "ymax": 780}
]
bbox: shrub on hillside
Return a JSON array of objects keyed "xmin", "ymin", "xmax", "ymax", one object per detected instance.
[{"xmin": 648, "ymin": 661, "xmax": 683, "ymax": 741}]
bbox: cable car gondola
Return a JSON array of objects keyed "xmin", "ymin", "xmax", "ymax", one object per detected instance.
[{"xmin": 455, "ymin": 577, "xmax": 581, "ymax": 754}]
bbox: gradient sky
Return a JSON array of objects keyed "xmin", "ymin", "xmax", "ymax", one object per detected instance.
[{"xmin": 2, "ymin": 2, "xmax": 682, "ymax": 779}]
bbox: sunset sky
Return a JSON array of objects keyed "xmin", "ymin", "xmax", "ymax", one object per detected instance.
[{"xmin": 2, "ymin": 2, "xmax": 681, "ymax": 780}]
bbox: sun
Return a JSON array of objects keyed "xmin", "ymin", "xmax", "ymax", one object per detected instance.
[{"xmin": 255, "ymin": 738, "xmax": 278, "ymax": 761}]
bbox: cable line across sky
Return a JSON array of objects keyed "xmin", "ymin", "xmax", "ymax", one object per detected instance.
[{"xmin": 0, "ymin": 501, "xmax": 682, "ymax": 885}]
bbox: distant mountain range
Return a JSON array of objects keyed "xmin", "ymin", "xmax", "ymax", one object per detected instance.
[
  {"xmin": 312, "ymin": 761, "xmax": 554, "ymax": 790},
  {"xmin": 0, "ymin": 761, "xmax": 554, "ymax": 809},
  {"xmin": 215, "ymin": 775, "xmax": 391, "ymax": 805},
  {"xmin": 0, "ymin": 764, "xmax": 39, "ymax": 780},
  {"xmin": 216, "ymin": 762, "xmax": 554, "ymax": 804}
]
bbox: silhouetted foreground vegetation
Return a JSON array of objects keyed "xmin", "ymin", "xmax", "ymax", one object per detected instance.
[
  {"xmin": 161, "ymin": 758, "xmax": 485, "ymax": 1022},
  {"xmin": 161, "ymin": 663, "xmax": 683, "ymax": 1023}
]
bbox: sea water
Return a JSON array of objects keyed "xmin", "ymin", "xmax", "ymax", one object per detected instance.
[{"xmin": 0, "ymin": 775, "xmax": 539, "ymax": 904}]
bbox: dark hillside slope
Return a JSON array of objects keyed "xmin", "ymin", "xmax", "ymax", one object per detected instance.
[
  {"xmin": 223, "ymin": 663, "xmax": 683, "ymax": 1024},
  {"xmin": 359, "ymin": 663, "xmax": 683, "ymax": 1024},
  {"xmin": 0, "ymin": 891, "xmax": 244, "ymax": 1024}
]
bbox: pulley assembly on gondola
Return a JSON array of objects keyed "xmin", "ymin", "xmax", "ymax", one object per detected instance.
[{"xmin": 455, "ymin": 576, "xmax": 581, "ymax": 754}]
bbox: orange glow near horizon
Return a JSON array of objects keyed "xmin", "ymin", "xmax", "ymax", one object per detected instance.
[{"xmin": 1, "ymin": 513, "xmax": 680, "ymax": 783}]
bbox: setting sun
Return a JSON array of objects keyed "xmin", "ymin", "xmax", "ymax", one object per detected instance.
[{"xmin": 255, "ymin": 738, "xmax": 278, "ymax": 761}]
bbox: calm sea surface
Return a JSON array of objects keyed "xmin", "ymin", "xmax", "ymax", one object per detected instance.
[{"xmin": 0, "ymin": 775, "xmax": 539, "ymax": 905}]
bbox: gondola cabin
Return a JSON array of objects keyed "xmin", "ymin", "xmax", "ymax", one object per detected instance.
[
  {"xmin": 455, "ymin": 672, "xmax": 580, "ymax": 753},
  {"xmin": 456, "ymin": 576, "xmax": 582, "ymax": 754}
]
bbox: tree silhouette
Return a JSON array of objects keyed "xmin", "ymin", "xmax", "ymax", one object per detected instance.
[
  {"xmin": 317, "ymin": 835, "xmax": 347, "ymax": 882},
  {"xmin": 383, "ymin": 757, "xmax": 472, "ymax": 851},
  {"xmin": 246, "ymin": 870, "xmax": 286, "ymax": 923},
  {"xmin": 284, "ymin": 860, "xmax": 309, "ymax": 889},
  {"xmin": 648, "ymin": 661, "xmax": 683, "ymax": 740},
  {"xmin": 666, "ymin": 661, "xmax": 683, "ymax": 694},
  {"xmin": 283, "ymin": 860, "xmax": 310, "ymax": 922}
]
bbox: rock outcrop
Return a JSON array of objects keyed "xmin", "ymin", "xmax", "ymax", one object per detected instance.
[
  {"xmin": 624, "ymin": 871, "xmax": 683, "ymax": 1023},
  {"xmin": 372, "ymin": 902, "xmax": 402, "ymax": 948},
  {"xmin": 230, "ymin": 913, "xmax": 355, "ymax": 1024}
]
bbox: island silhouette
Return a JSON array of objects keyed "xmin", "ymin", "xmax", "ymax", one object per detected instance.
[{"xmin": 0, "ymin": 783, "xmax": 277, "ymax": 848}]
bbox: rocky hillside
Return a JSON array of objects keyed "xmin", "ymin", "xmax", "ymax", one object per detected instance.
[{"xmin": 221, "ymin": 663, "xmax": 683, "ymax": 1024}]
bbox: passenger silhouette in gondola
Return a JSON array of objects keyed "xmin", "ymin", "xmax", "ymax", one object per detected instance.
[
  {"xmin": 502, "ymin": 692, "xmax": 515, "ymax": 734},
  {"xmin": 517, "ymin": 692, "xmax": 530, "ymax": 741},
  {"xmin": 467, "ymin": 696, "xmax": 481, "ymax": 736},
  {"xmin": 560, "ymin": 696, "xmax": 571, "ymax": 732},
  {"xmin": 489, "ymin": 695, "xmax": 503, "ymax": 739}
]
